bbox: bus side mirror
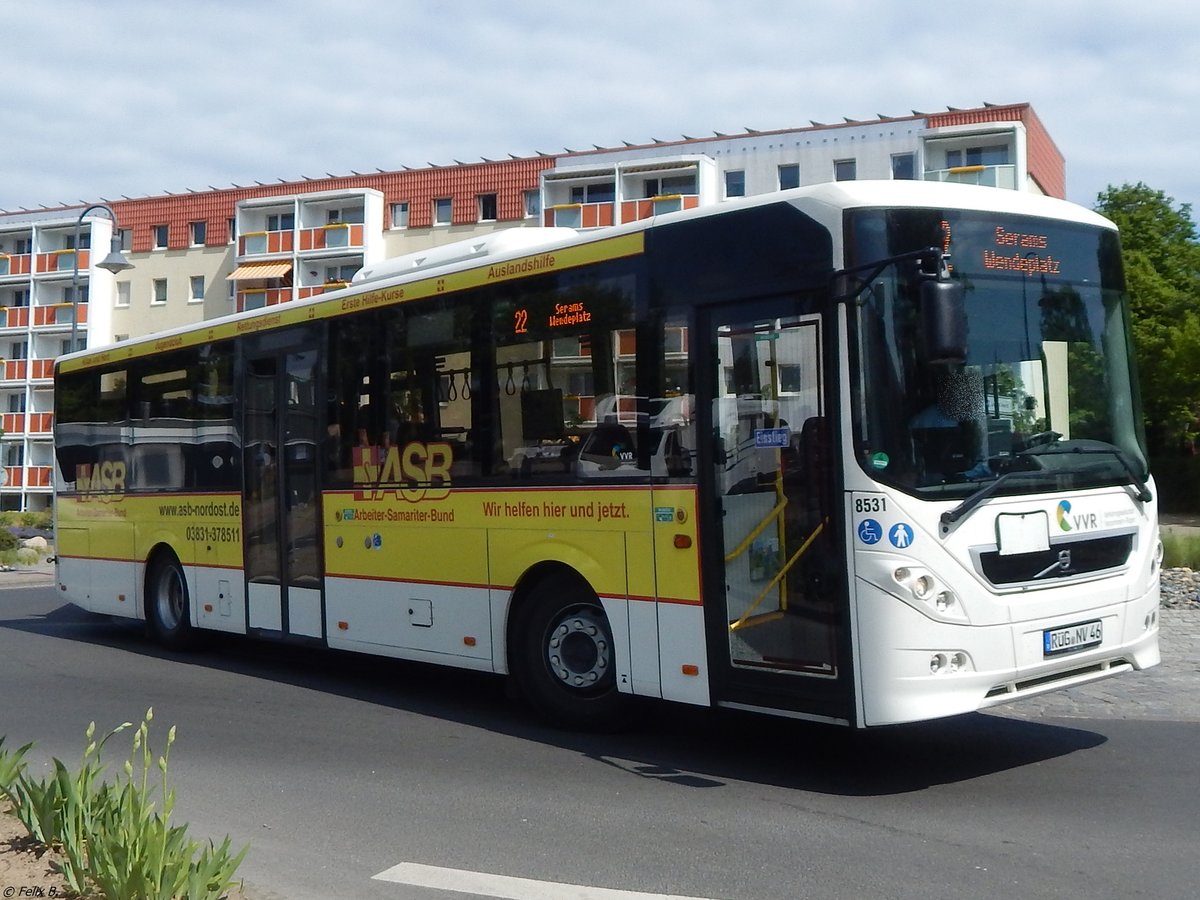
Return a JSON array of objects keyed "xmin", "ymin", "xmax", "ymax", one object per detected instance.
[{"xmin": 920, "ymin": 278, "xmax": 967, "ymax": 365}]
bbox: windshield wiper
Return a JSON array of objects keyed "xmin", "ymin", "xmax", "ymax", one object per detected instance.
[
  {"xmin": 1031, "ymin": 444, "xmax": 1153, "ymax": 503},
  {"xmin": 940, "ymin": 471, "xmax": 1024, "ymax": 529}
]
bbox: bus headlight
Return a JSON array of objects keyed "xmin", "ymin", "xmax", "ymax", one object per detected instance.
[{"xmin": 893, "ymin": 566, "xmax": 964, "ymax": 621}]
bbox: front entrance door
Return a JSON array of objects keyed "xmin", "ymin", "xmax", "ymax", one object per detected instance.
[
  {"xmin": 243, "ymin": 333, "xmax": 323, "ymax": 639},
  {"xmin": 703, "ymin": 302, "xmax": 848, "ymax": 716}
]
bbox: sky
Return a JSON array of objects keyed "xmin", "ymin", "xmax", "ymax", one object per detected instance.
[{"xmin": 3, "ymin": 0, "xmax": 1199, "ymax": 218}]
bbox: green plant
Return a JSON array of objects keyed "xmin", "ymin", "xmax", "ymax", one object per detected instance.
[
  {"xmin": 1163, "ymin": 532, "xmax": 1200, "ymax": 569},
  {"xmin": 0, "ymin": 711, "xmax": 249, "ymax": 899}
]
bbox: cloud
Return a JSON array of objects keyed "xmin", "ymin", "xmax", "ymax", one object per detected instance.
[{"xmin": 3, "ymin": 0, "xmax": 1200, "ymax": 215}]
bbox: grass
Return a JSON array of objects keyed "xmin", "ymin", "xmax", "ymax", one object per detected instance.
[
  {"xmin": 0, "ymin": 710, "xmax": 248, "ymax": 899},
  {"xmin": 1162, "ymin": 532, "xmax": 1200, "ymax": 569}
]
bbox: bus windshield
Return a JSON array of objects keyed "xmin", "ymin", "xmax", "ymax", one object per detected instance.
[{"xmin": 845, "ymin": 208, "xmax": 1149, "ymax": 502}]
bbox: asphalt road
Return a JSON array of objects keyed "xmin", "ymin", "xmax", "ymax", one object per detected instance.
[{"xmin": 2, "ymin": 581, "xmax": 1198, "ymax": 900}]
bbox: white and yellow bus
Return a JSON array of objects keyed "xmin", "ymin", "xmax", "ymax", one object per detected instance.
[{"xmin": 54, "ymin": 181, "xmax": 1161, "ymax": 728}]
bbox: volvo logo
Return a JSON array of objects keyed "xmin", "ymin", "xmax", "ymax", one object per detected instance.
[{"xmin": 1034, "ymin": 548, "xmax": 1074, "ymax": 579}]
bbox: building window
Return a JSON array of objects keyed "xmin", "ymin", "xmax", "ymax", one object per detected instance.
[
  {"xmin": 725, "ymin": 171, "xmax": 746, "ymax": 198},
  {"xmin": 11, "ymin": 289, "xmax": 29, "ymax": 307},
  {"xmin": 190, "ymin": 276, "xmax": 205, "ymax": 302},
  {"xmin": 60, "ymin": 338, "xmax": 84, "ymax": 355},
  {"xmin": 478, "ymin": 193, "xmax": 498, "ymax": 222},
  {"xmin": 390, "ymin": 202, "xmax": 410, "ymax": 229},
  {"xmin": 834, "ymin": 159, "xmax": 857, "ymax": 182},
  {"xmin": 892, "ymin": 153, "xmax": 916, "ymax": 180},
  {"xmin": 117, "ymin": 229, "xmax": 132, "ymax": 251},
  {"xmin": 9, "ymin": 342, "xmax": 27, "ymax": 360},
  {"xmin": 779, "ymin": 164, "xmax": 800, "ymax": 191},
  {"xmin": 64, "ymin": 285, "xmax": 89, "ymax": 305},
  {"xmin": 644, "ymin": 175, "xmax": 696, "ymax": 198},
  {"xmin": 433, "ymin": 198, "xmax": 452, "ymax": 226},
  {"xmin": 7, "ymin": 393, "xmax": 25, "ymax": 413},
  {"xmin": 570, "ymin": 183, "xmax": 615, "ymax": 204},
  {"xmin": 227, "ymin": 218, "xmax": 237, "ymax": 243},
  {"xmin": 152, "ymin": 224, "xmax": 169, "ymax": 249},
  {"xmin": 116, "ymin": 282, "xmax": 131, "ymax": 308},
  {"xmin": 266, "ymin": 213, "xmax": 294, "ymax": 232},
  {"xmin": 946, "ymin": 145, "xmax": 1009, "ymax": 168},
  {"xmin": 189, "ymin": 221, "xmax": 207, "ymax": 246},
  {"xmin": 152, "ymin": 278, "xmax": 167, "ymax": 305},
  {"xmin": 524, "ymin": 190, "xmax": 540, "ymax": 218}
]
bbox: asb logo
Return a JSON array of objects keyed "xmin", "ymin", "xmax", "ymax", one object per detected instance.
[
  {"xmin": 76, "ymin": 461, "xmax": 127, "ymax": 502},
  {"xmin": 352, "ymin": 441, "xmax": 452, "ymax": 502},
  {"xmin": 1057, "ymin": 500, "xmax": 1072, "ymax": 532}
]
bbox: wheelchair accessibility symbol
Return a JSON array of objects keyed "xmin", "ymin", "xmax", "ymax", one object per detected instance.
[{"xmin": 858, "ymin": 519, "xmax": 882, "ymax": 544}]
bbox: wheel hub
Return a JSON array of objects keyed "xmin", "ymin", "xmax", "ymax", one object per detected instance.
[{"xmin": 546, "ymin": 609, "xmax": 610, "ymax": 689}]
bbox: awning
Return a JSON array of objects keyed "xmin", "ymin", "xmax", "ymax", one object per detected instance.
[{"xmin": 227, "ymin": 261, "xmax": 293, "ymax": 281}]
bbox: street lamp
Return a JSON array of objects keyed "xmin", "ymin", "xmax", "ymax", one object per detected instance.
[{"xmin": 70, "ymin": 204, "xmax": 133, "ymax": 352}]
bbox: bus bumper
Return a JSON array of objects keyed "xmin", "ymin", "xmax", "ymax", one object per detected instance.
[{"xmin": 853, "ymin": 576, "xmax": 1162, "ymax": 727}]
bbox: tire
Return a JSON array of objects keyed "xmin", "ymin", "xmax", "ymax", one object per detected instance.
[
  {"xmin": 146, "ymin": 554, "xmax": 196, "ymax": 650},
  {"xmin": 512, "ymin": 571, "xmax": 628, "ymax": 730}
]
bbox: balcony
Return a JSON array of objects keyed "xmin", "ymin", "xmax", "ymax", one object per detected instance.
[
  {"xmin": 0, "ymin": 254, "xmax": 32, "ymax": 278},
  {"xmin": 298, "ymin": 223, "xmax": 364, "ymax": 252},
  {"xmin": 3, "ymin": 465, "xmax": 51, "ymax": 488},
  {"xmin": 924, "ymin": 164, "xmax": 1017, "ymax": 190},
  {"xmin": 32, "ymin": 304, "xmax": 76, "ymax": 328},
  {"xmin": 2, "ymin": 360, "xmax": 27, "ymax": 382},
  {"xmin": 239, "ymin": 230, "xmax": 294, "ymax": 256},
  {"xmin": 237, "ymin": 287, "xmax": 292, "ymax": 312},
  {"xmin": 30, "ymin": 359, "xmax": 54, "ymax": 381},
  {"xmin": 296, "ymin": 282, "xmax": 350, "ymax": 301},
  {"xmin": 35, "ymin": 249, "xmax": 88, "ymax": 276},
  {"xmin": 544, "ymin": 203, "xmax": 616, "ymax": 230},
  {"xmin": 2, "ymin": 413, "xmax": 23, "ymax": 435},
  {"xmin": 621, "ymin": 194, "xmax": 700, "ymax": 223}
]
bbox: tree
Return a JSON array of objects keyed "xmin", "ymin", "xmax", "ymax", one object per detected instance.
[{"xmin": 1095, "ymin": 183, "xmax": 1200, "ymax": 454}]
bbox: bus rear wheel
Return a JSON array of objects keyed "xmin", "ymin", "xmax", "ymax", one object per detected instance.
[
  {"xmin": 146, "ymin": 554, "xmax": 195, "ymax": 650},
  {"xmin": 513, "ymin": 572, "xmax": 627, "ymax": 730}
]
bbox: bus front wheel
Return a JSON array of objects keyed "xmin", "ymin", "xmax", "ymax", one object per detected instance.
[
  {"xmin": 146, "ymin": 554, "xmax": 195, "ymax": 650},
  {"xmin": 513, "ymin": 572, "xmax": 627, "ymax": 730}
]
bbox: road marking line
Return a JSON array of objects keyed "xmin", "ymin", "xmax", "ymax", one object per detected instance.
[{"xmin": 372, "ymin": 862, "xmax": 719, "ymax": 900}]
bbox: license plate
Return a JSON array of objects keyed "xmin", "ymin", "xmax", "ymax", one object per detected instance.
[{"xmin": 1043, "ymin": 620, "xmax": 1103, "ymax": 656}]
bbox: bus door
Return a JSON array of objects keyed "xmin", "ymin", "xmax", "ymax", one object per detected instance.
[
  {"xmin": 242, "ymin": 329, "xmax": 324, "ymax": 640},
  {"xmin": 701, "ymin": 303, "xmax": 850, "ymax": 718}
]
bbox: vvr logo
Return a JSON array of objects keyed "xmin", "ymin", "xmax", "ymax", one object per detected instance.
[{"xmin": 1057, "ymin": 499, "xmax": 1098, "ymax": 532}]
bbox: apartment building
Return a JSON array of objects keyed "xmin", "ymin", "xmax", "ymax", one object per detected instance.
[{"xmin": 0, "ymin": 101, "xmax": 1063, "ymax": 510}]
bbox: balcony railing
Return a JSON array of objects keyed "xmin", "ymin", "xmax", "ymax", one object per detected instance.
[
  {"xmin": 0, "ymin": 254, "xmax": 32, "ymax": 277},
  {"xmin": 237, "ymin": 287, "xmax": 292, "ymax": 312},
  {"xmin": 239, "ymin": 230, "xmax": 294, "ymax": 256},
  {"xmin": 0, "ymin": 411, "xmax": 51, "ymax": 436},
  {"xmin": 924, "ymin": 164, "xmax": 1017, "ymax": 190},
  {"xmin": 298, "ymin": 223, "xmax": 363, "ymax": 252},
  {"xmin": 33, "ymin": 304, "xmax": 76, "ymax": 327},
  {"xmin": 621, "ymin": 194, "xmax": 700, "ymax": 223},
  {"xmin": 34, "ymin": 249, "xmax": 89, "ymax": 275},
  {"xmin": 4, "ymin": 465, "xmax": 52, "ymax": 489},
  {"xmin": 30, "ymin": 359, "xmax": 54, "ymax": 380},
  {"xmin": 2, "ymin": 360, "xmax": 27, "ymax": 381},
  {"xmin": 544, "ymin": 202, "xmax": 616, "ymax": 230},
  {"xmin": 296, "ymin": 282, "xmax": 350, "ymax": 301}
]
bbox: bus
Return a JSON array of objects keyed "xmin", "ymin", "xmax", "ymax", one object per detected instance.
[{"xmin": 53, "ymin": 180, "xmax": 1161, "ymax": 728}]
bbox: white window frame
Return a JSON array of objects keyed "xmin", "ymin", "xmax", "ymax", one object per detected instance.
[
  {"xmin": 724, "ymin": 170, "xmax": 746, "ymax": 199},
  {"xmin": 152, "ymin": 224, "xmax": 169, "ymax": 249},
  {"xmin": 115, "ymin": 282, "xmax": 131, "ymax": 308},
  {"xmin": 433, "ymin": 197, "xmax": 452, "ymax": 226},
  {"xmin": 189, "ymin": 221, "xmax": 206, "ymax": 246},
  {"xmin": 189, "ymin": 275, "xmax": 205, "ymax": 304},
  {"xmin": 390, "ymin": 202, "xmax": 410, "ymax": 229},
  {"xmin": 152, "ymin": 278, "xmax": 168, "ymax": 305}
]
